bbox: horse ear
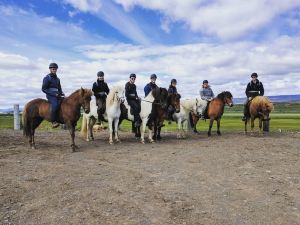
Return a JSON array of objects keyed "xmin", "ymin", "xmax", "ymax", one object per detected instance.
[{"xmin": 80, "ymin": 87, "xmax": 84, "ymax": 96}]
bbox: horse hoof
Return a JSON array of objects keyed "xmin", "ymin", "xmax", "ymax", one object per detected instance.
[
  {"xmin": 149, "ymin": 139, "xmax": 155, "ymax": 143},
  {"xmin": 208, "ymin": 133, "xmax": 211, "ymax": 137},
  {"xmin": 217, "ymin": 132, "xmax": 221, "ymax": 136},
  {"xmin": 31, "ymin": 146, "xmax": 36, "ymax": 150},
  {"xmin": 157, "ymin": 136, "xmax": 162, "ymax": 141},
  {"xmin": 115, "ymin": 139, "xmax": 121, "ymax": 143},
  {"xmin": 141, "ymin": 140, "xmax": 145, "ymax": 144}
]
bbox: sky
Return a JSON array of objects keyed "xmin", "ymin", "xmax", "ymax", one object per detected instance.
[{"xmin": 0, "ymin": 0, "xmax": 300, "ymax": 109}]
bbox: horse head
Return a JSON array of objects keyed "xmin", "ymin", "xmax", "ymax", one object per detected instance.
[
  {"xmin": 152, "ymin": 87, "xmax": 168, "ymax": 109},
  {"xmin": 217, "ymin": 91, "xmax": 233, "ymax": 107},
  {"xmin": 168, "ymin": 93, "xmax": 181, "ymax": 113},
  {"xmin": 79, "ymin": 87, "xmax": 93, "ymax": 113},
  {"xmin": 257, "ymin": 97, "xmax": 274, "ymax": 121},
  {"xmin": 195, "ymin": 98, "xmax": 207, "ymax": 116},
  {"xmin": 108, "ymin": 86, "xmax": 125, "ymax": 106}
]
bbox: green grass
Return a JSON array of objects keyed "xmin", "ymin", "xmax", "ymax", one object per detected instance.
[{"xmin": 1, "ymin": 111, "xmax": 300, "ymax": 132}]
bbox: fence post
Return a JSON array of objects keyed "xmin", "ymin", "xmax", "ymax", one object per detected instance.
[{"xmin": 14, "ymin": 104, "xmax": 20, "ymax": 130}]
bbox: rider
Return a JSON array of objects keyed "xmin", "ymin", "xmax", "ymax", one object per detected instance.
[
  {"xmin": 125, "ymin": 73, "xmax": 142, "ymax": 127},
  {"xmin": 144, "ymin": 74, "xmax": 158, "ymax": 97},
  {"xmin": 92, "ymin": 71, "xmax": 110, "ymax": 122},
  {"xmin": 200, "ymin": 80, "xmax": 214, "ymax": 119},
  {"xmin": 167, "ymin": 79, "xmax": 178, "ymax": 123},
  {"xmin": 42, "ymin": 62, "xmax": 65, "ymax": 128},
  {"xmin": 242, "ymin": 72, "xmax": 264, "ymax": 121}
]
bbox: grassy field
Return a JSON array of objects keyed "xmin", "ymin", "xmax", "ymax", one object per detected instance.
[{"xmin": 1, "ymin": 103, "xmax": 299, "ymax": 132}]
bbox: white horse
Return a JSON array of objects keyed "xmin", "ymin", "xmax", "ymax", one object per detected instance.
[
  {"xmin": 121, "ymin": 90, "xmax": 159, "ymax": 144},
  {"xmin": 81, "ymin": 86, "xmax": 125, "ymax": 144},
  {"xmin": 173, "ymin": 97, "xmax": 207, "ymax": 138}
]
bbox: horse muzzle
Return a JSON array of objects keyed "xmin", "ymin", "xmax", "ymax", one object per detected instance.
[
  {"xmin": 228, "ymin": 103, "xmax": 233, "ymax": 107},
  {"xmin": 84, "ymin": 108, "xmax": 90, "ymax": 114}
]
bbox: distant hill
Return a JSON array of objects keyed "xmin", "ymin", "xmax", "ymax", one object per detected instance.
[{"xmin": 233, "ymin": 94, "xmax": 300, "ymax": 104}]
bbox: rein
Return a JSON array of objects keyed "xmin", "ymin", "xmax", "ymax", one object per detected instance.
[{"xmin": 141, "ymin": 99, "xmax": 165, "ymax": 106}]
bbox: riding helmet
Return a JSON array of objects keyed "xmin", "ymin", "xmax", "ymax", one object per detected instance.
[
  {"xmin": 251, "ymin": 72, "xmax": 258, "ymax": 78},
  {"xmin": 150, "ymin": 74, "xmax": 157, "ymax": 79},
  {"xmin": 203, "ymin": 80, "xmax": 208, "ymax": 84},
  {"xmin": 171, "ymin": 79, "xmax": 177, "ymax": 84},
  {"xmin": 130, "ymin": 73, "xmax": 136, "ymax": 78},
  {"xmin": 49, "ymin": 63, "xmax": 58, "ymax": 69},
  {"xmin": 97, "ymin": 71, "xmax": 104, "ymax": 77}
]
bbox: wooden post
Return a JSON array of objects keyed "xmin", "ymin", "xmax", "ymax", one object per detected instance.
[{"xmin": 14, "ymin": 104, "xmax": 20, "ymax": 130}]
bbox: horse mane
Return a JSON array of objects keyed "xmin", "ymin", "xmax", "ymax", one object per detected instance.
[
  {"xmin": 107, "ymin": 86, "xmax": 124, "ymax": 106},
  {"xmin": 251, "ymin": 96, "xmax": 274, "ymax": 112},
  {"xmin": 181, "ymin": 99, "xmax": 196, "ymax": 109},
  {"xmin": 68, "ymin": 88, "xmax": 93, "ymax": 99},
  {"xmin": 216, "ymin": 91, "xmax": 232, "ymax": 99}
]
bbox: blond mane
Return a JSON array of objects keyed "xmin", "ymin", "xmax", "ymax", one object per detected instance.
[
  {"xmin": 107, "ymin": 86, "xmax": 124, "ymax": 106},
  {"xmin": 251, "ymin": 96, "xmax": 274, "ymax": 112}
]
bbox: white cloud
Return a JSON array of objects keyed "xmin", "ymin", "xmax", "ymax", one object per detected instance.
[
  {"xmin": 63, "ymin": 0, "xmax": 151, "ymax": 45},
  {"xmin": 114, "ymin": 0, "xmax": 300, "ymax": 40},
  {"xmin": 1, "ymin": 35, "xmax": 300, "ymax": 108}
]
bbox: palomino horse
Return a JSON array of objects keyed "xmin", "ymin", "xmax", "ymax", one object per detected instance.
[
  {"xmin": 23, "ymin": 88, "xmax": 93, "ymax": 152},
  {"xmin": 81, "ymin": 86, "xmax": 125, "ymax": 144},
  {"xmin": 244, "ymin": 96, "xmax": 274, "ymax": 134},
  {"xmin": 152, "ymin": 92, "xmax": 181, "ymax": 140},
  {"xmin": 173, "ymin": 97, "xmax": 207, "ymax": 138},
  {"xmin": 119, "ymin": 87, "xmax": 168, "ymax": 144},
  {"xmin": 205, "ymin": 91, "xmax": 233, "ymax": 136}
]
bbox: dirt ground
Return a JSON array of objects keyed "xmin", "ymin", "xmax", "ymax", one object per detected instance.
[{"xmin": 0, "ymin": 129, "xmax": 299, "ymax": 225}]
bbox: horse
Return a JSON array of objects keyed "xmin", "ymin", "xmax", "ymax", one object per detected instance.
[
  {"xmin": 173, "ymin": 97, "xmax": 207, "ymax": 138},
  {"xmin": 244, "ymin": 96, "xmax": 274, "ymax": 134},
  {"xmin": 205, "ymin": 91, "xmax": 233, "ymax": 136},
  {"xmin": 81, "ymin": 86, "xmax": 125, "ymax": 144},
  {"xmin": 119, "ymin": 87, "xmax": 168, "ymax": 144},
  {"xmin": 23, "ymin": 88, "xmax": 93, "ymax": 152},
  {"xmin": 152, "ymin": 92, "xmax": 181, "ymax": 140}
]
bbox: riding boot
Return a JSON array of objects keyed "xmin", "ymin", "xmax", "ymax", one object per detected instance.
[
  {"xmin": 242, "ymin": 101, "xmax": 249, "ymax": 121},
  {"xmin": 134, "ymin": 114, "xmax": 141, "ymax": 127},
  {"xmin": 99, "ymin": 114, "xmax": 108, "ymax": 123}
]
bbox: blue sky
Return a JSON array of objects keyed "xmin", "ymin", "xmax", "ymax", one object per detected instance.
[{"xmin": 0, "ymin": 0, "xmax": 300, "ymax": 108}]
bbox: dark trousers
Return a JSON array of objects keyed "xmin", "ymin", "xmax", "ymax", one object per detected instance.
[
  {"xmin": 47, "ymin": 95, "xmax": 59, "ymax": 122},
  {"xmin": 96, "ymin": 96, "xmax": 106, "ymax": 115},
  {"xmin": 127, "ymin": 99, "xmax": 141, "ymax": 122},
  {"xmin": 167, "ymin": 105, "xmax": 175, "ymax": 120},
  {"xmin": 243, "ymin": 99, "xmax": 250, "ymax": 117}
]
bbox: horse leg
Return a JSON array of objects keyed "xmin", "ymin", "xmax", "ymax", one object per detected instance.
[
  {"xmin": 89, "ymin": 117, "xmax": 96, "ymax": 141},
  {"xmin": 177, "ymin": 118, "xmax": 181, "ymax": 139},
  {"xmin": 244, "ymin": 118, "xmax": 248, "ymax": 134},
  {"xmin": 250, "ymin": 117, "xmax": 255, "ymax": 134},
  {"xmin": 216, "ymin": 118, "xmax": 221, "ymax": 136},
  {"xmin": 147, "ymin": 120, "xmax": 154, "ymax": 143},
  {"xmin": 157, "ymin": 126, "xmax": 162, "ymax": 141},
  {"xmin": 140, "ymin": 119, "xmax": 147, "ymax": 144},
  {"xmin": 208, "ymin": 118, "xmax": 214, "ymax": 137},
  {"xmin": 114, "ymin": 119, "xmax": 121, "ymax": 143},
  {"xmin": 259, "ymin": 118, "xmax": 263, "ymax": 135},
  {"xmin": 31, "ymin": 117, "xmax": 43, "ymax": 149},
  {"xmin": 108, "ymin": 118, "xmax": 114, "ymax": 144},
  {"xmin": 152, "ymin": 122, "xmax": 157, "ymax": 141},
  {"xmin": 67, "ymin": 123, "xmax": 77, "ymax": 152}
]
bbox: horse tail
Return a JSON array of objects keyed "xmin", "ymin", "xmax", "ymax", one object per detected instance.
[
  {"xmin": 80, "ymin": 114, "xmax": 88, "ymax": 138},
  {"xmin": 189, "ymin": 112, "xmax": 195, "ymax": 128},
  {"xmin": 22, "ymin": 103, "xmax": 31, "ymax": 137}
]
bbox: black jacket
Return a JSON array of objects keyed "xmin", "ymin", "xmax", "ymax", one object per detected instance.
[
  {"xmin": 92, "ymin": 81, "xmax": 109, "ymax": 98},
  {"xmin": 42, "ymin": 73, "xmax": 64, "ymax": 97},
  {"xmin": 245, "ymin": 79, "xmax": 264, "ymax": 98},
  {"xmin": 168, "ymin": 85, "xmax": 177, "ymax": 94},
  {"xmin": 125, "ymin": 82, "xmax": 138, "ymax": 100}
]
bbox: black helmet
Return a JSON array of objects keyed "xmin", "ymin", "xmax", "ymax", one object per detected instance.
[
  {"xmin": 150, "ymin": 74, "xmax": 157, "ymax": 79},
  {"xmin": 49, "ymin": 63, "xmax": 58, "ymax": 69},
  {"xmin": 203, "ymin": 80, "xmax": 208, "ymax": 84},
  {"xmin": 129, "ymin": 73, "xmax": 136, "ymax": 78},
  {"xmin": 171, "ymin": 79, "xmax": 177, "ymax": 84},
  {"xmin": 251, "ymin": 72, "xmax": 258, "ymax": 78},
  {"xmin": 97, "ymin": 71, "xmax": 104, "ymax": 77}
]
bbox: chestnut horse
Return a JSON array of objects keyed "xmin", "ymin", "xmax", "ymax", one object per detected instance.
[
  {"xmin": 23, "ymin": 88, "xmax": 93, "ymax": 152},
  {"xmin": 152, "ymin": 92, "xmax": 181, "ymax": 140},
  {"xmin": 244, "ymin": 96, "xmax": 274, "ymax": 134},
  {"xmin": 190, "ymin": 91, "xmax": 233, "ymax": 136}
]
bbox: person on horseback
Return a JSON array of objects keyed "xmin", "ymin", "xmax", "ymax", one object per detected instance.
[
  {"xmin": 125, "ymin": 73, "xmax": 142, "ymax": 127},
  {"xmin": 144, "ymin": 74, "xmax": 158, "ymax": 97},
  {"xmin": 42, "ymin": 63, "xmax": 65, "ymax": 128},
  {"xmin": 92, "ymin": 71, "xmax": 110, "ymax": 123},
  {"xmin": 242, "ymin": 72, "xmax": 264, "ymax": 121},
  {"xmin": 200, "ymin": 80, "xmax": 214, "ymax": 119},
  {"xmin": 167, "ymin": 79, "xmax": 178, "ymax": 124}
]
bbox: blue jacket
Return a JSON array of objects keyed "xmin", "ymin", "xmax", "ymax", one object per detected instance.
[
  {"xmin": 199, "ymin": 86, "xmax": 214, "ymax": 101},
  {"xmin": 144, "ymin": 82, "xmax": 158, "ymax": 96},
  {"xmin": 42, "ymin": 73, "xmax": 64, "ymax": 97}
]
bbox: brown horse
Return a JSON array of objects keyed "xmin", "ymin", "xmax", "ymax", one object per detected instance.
[
  {"xmin": 190, "ymin": 91, "xmax": 233, "ymax": 136},
  {"xmin": 23, "ymin": 88, "xmax": 93, "ymax": 151},
  {"xmin": 244, "ymin": 96, "xmax": 274, "ymax": 134},
  {"xmin": 152, "ymin": 92, "xmax": 181, "ymax": 140}
]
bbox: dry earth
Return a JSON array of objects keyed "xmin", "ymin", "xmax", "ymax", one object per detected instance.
[{"xmin": 0, "ymin": 129, "xmax": 299, "ymax": 225}]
